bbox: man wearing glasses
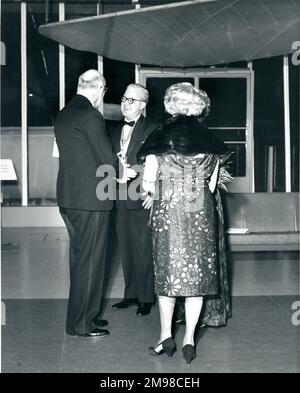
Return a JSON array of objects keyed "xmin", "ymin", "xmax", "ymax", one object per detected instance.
[{"xmin": 110, "ymin": 84, "xmax": 155, "ymax": 316}]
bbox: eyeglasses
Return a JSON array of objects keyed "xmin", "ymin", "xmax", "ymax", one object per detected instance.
[{"xmin": 121, "ymin": 96, "xmax": 145, "ymax": 105}]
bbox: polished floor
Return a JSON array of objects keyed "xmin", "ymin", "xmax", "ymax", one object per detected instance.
[{"xmin": 1, "ymin": 227, "xmax": 300, "ymax": 373}]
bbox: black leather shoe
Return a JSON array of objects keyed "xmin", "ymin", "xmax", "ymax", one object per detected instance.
[
  {"xmin": 94, "ymin": 319, "xmax": 109, "ymax": 328},
  {"xmin": 136, "ymin": 303, "xmax": 151, "ymax": 316},
  {"xmin": 112, "ymin": 299, "xmax": 138, "ymax": 309},
  {"xmin": 80, "ymin": 328, "xmax": 110, "ymax": 338}
]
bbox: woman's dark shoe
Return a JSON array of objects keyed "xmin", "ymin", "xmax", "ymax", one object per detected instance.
[
  {"xmin": 182, "ymin": 344, "xmax": 196, "ymax": 364},
  {"xmin": 148, "ymin": 337, "xmax": 176, "ymax": 357}
]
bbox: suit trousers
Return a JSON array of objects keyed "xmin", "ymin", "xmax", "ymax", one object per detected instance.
[
  {"xmin": 115, "ymin": 201, "xmax": 154, "ymax": 304},
  {"xmin": 60, "ymin": 207, "xmax": 110, "ymax": 335}
]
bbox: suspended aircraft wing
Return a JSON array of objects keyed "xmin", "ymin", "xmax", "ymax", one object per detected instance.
[{"xmin": 39, "ymin": 0, "xmax": 300, "ymax": 67}]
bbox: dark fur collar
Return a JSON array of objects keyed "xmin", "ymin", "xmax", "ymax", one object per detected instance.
[{"xmin": 138, "ymin": 115, "xmax": 228, "ymax": 158}]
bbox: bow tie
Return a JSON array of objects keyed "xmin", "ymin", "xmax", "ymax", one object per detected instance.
[{"xmin": 123, "ymin": 120, "xmax": 135, "ymax": 127}]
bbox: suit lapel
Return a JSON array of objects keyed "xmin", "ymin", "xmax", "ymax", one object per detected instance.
[{"xmin": 126, "ymin": 116, "xmax": 145, "ymax": 159}]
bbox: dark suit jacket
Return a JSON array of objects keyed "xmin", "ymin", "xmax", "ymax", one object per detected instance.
[
  {"xmin": 54, "ymin": 94, "xmax": 116, "ymax": 211},
  {"xmin": 110, "ymin": 115, "xmax": 156, "ymax": 210}
]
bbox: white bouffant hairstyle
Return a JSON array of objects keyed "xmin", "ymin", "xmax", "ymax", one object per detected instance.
[{"xmin": 164, "ymin": 82, "xmax": 210, "ymax": 117}]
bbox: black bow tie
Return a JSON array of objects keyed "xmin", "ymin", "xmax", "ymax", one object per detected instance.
[{"xmin": 123, "ymin": 120, "xmax": 135, "ymax": 127}]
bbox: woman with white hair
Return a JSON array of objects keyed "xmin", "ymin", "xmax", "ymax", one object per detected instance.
[{"xmin": 138, "ymin": 82, "xmax": 231, "ymax": 364}]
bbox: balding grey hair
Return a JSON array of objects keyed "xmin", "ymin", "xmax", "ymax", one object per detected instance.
[
  {"xmin": 77, "ymin": 69, "xmax": 105, "ymax": 92},
  {"xmin": 126, "ymin": 83, "xmax": 149, "ymax": 102}
]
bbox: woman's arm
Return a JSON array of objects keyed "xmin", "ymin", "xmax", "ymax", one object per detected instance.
[
  {"xmin": 142, "ymin": 154, "xmax": 158, "ymax": 194},
  {"xmin": 142, "ymin": 154, "xmax": 158, "ymax": 210}
]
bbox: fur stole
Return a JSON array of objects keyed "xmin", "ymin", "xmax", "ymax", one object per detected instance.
[{"xmin": 138, "ymin": 115, "xmax": 228, "ymax": 159}]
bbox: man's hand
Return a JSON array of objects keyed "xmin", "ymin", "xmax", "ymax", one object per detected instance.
[
  {"xmin": 117, "ymin": 161, "xmax": 137, "ymax": 183},
  {"xmin": 126, "ymin": 166, "xmax": 137, "ymax": 180}
]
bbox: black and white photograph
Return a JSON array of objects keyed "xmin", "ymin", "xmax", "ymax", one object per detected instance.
[{"xmin": 1, "ymin": 0, "xmax": 300, "ymax": 377}]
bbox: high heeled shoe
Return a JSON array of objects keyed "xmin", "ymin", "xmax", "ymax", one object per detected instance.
[
  {"xmin": 148, "ymin": 337, "xmax": 176, "ymax": 357},
  {"xmin": 182, "ymin": 344, "xmax": 196, "ymax": 364}
]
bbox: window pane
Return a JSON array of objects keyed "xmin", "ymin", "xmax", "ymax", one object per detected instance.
[
  {"xmin": 210, "ymin": 128, "xmax": 246, "ymax": 142},
  {"xmin": 104, "ymin": 58, "xmax": 135, "ymax": 105},
  {"xmin": 289, "ymin": 54, "xmax": 299, "ymax": 192},
  {"xmin": 104, "ymin": 58, "xmax": 135, "ymax": 135},
  {"xmin": 199, "ymin": 78, "xmax": 247, "ymax": 127},
  {"xmin": 253, "ymin": 56, "xmax": 285, "ymax": 192},
  {"xmin": 102, "ymin": 0, "xmax": 134, "ymax": 13},
  {"xmin": 65, "ymin": 2, "xmax": 97, "ymax": 20},
  {"xmin": 199, "ymin": 77, "xmax": 248, "ymax": 179},
  {"xmin": 65, "ymin": 3, "xmax": 98, "ymax": 104},
  {"xmin": 1, "ymin": 3, "xmax": 21, "ymax": 127},
  {"xmin": 27, "ymin": 2, "xmax": 59, "ymax": 205},
  {"xmin": 27, "ymin": 3, "xmax": 59, "ymax": 126},
  {"xmin": 1, "ymin": 3, "xmax": 22, "ymax": 205}
]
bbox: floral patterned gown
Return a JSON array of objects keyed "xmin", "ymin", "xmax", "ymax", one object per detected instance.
[{"xmin": 151, "ymin": 153, "xmax": 220, "ymax": 297}]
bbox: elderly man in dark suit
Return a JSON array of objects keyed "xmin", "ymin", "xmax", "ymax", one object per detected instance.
[
  {"xmin": 110, "ymin": 84, "xmax": 155, "ymax": 316},
  {"xmin": 55, "ymin": 69, "xmax": 116, "ymax": 337}
]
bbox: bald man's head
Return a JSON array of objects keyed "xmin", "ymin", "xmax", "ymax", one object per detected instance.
[
  {"xmin": 77, "ymin": 69, "xmax": 105, "ymax": 92},
  {"xmin": 77, "ymin": 69, "xmax": 106, "ymax": 108}
]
